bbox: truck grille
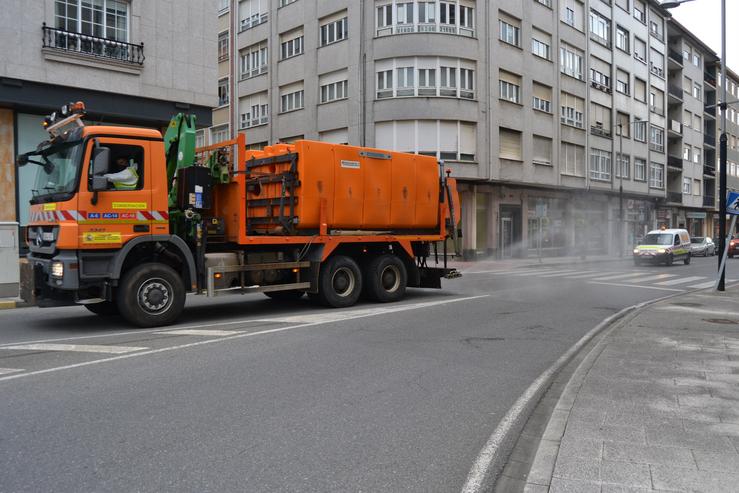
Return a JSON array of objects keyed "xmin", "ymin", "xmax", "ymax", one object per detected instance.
[{"xmin": 27, "ymin": 226, "xmax": 59, "ymax": 254}]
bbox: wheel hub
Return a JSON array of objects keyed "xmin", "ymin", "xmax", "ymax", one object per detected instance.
[
  {"xmin": 380, "ymin": 265, "xmax": 401, "ymax": 293},
  {"xmin": 138, "ymin": 278, "xmax": 172, "ymax": 313},
  {"xmin": 331, "ymin": 267, "xmax": 355, "ymax": 297}
]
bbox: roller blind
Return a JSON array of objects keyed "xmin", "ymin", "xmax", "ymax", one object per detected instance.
[
  {"xmin": 319, "ymin": 68, "xmax": 348, "ymax": 86},
  {"xmin": 499, "ymin": 128, "xmax": 522, "ymax": 160},
  {"xmin": 533, "ymin": 136, "xmax": 552, "ymax": 164},
  {"xmin": 439, "ymin": 121, "xmax": 458, "ymax": 152},
  {"xmin": 319, "ymin": 128, "xmax": 349, "ymax": 144},
  {"xmin": 417, "ymin": 120, "xmax": 438, "ymax": 153},
  {"xmin": 499, "ymin": 70, "xmax": 521, "ymax": 85},
  {"xmin": 533, "ymin": 82, "xmax": 551, "ymax": 100},
  {"xmin": 375, "ymin": 122, "xmax": 394, "ymax": 149},
  {"xmin": 460, "ymin": 123, "xmax": 476, "ymax": 156},
  {"xmin": 395, "ymin": 121, "xmax": 415, "ymax": 152}
]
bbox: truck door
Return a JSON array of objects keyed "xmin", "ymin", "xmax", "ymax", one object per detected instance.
[{"xmin": 77, "ymin": 138, "xmax": 153, "ymax": 249}]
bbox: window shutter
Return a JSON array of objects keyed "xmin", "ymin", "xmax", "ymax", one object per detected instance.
[
  {"xmin": 375, "ymin": 122, "xmax": 394, "ymax": 149},
  {"xmin": 533, "ymin": 83, "xmax": 551, "ymax": 100},
  {"xmin": 460, "ymin": 123, "xmax": 476, "ymax": 157},
  {"xmin": 533, "ymin": 136, "xmax": 552, "ymax": 164},
  {"xmin": 319, "ymin": 128, "xmax": 349, "ymax": 144},
  {"xmin": 499, "ymin": 128, "xmax": 522, "ymax": 160}
]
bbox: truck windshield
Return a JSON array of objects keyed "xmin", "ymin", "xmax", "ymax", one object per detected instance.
[
  {"xmin": 642, "ymin": 233, "xmax": 673, "ymax": 246},
  {"xmin": 29, "ymin": 139, "xmax": 85, "ymax": 204}
]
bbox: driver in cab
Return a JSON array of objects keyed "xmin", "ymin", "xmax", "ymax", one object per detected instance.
[{"xmin": 103, "ymin": 157, "xmax": 139, "ymax": 190}]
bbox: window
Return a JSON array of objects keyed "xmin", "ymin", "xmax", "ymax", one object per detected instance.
[
  {"xmin": 397, "ymin": 66, "xmax": 415, "ymax": 96},
  {"xmin": 649, "ymin": 125, "xmax": 664, "ymax": 153},
  {"xmin": 195, "ymin": 130, "xmax": 205, "ymax": 148},
  {"xmin": 239, "ymin": 92, "xmax": 269, "ymax": 128},
  {"xmin": 693, "ymin": 83, "xmax": 702, "ymax": 101},
  {"xmin": 533, "ymin": 135, "xmax": 552, "ymax": 165},
  {"xmin": 561, "ymin": 92, "xmax": 584, "ymax": 128},
  {"xmin": 634, "ymin": 157, "xmax": 646, "ymax": 181},
  {"xmin": 682, "ymin": 177, "xmax": 691, "ymax": 194},
  {"xmin": 590, "ymin": 57, "xmax": 610, "ymax": 90},
  {"xmin": 54, "ymin": 0, "xmax": 129, "ymax": 50},
  {"xmin": 633, "ymin": 0, "xmax": 646, "ymax": 23},
  {"xmin": 460, "ymin": 68, "xmax": 474, "ymax": 98},
  {"xmin": 616, "ymin": 0, "xmax": 629, "ymax": 12},
  {"xmin": 280, "ymin": 85, "xmax": 305, "ymax": 113},
  {"xmin": 616, "ymin": 112, "xmax": 630, "ymax": 138},
  {"xmin": 499, "ymin": 70, "xmax": 521, "ymax": 104},
  {"xmin": 280, "ymin": 29, "xmax": 304, "ymax": 60},
  {"xmin": 683, "ymin": 76, "xmax": 692, "ymax": 94},
  {"xmin": 218, "ymin": 77, "xmax": 229, "ymax": 106},
  {"xmin": 377, "ymin": 69, "xmax": 393, "ymax": 98},
  {"xmin": 320, "ymin": 13, "xmax": 348, "ymax": 46},
  {"xmin": 374, "ymin": 120, "xmax": 477, "ymax": 161},
  {"xmin": 649, "ymin": 162, "xmax": 664, "ymax": 189},
  {"xmin": 396, "ymin": 2, "xmax": 414, "ymax": 26},
  {"xmin": 560, "ymin": 44, "xmax": 583, "ymax": 80},
  {"xmin": 650, "ymin": 49, "xmax": 664, "ymax": 78},
  {"xmin": 693, "ymin": 146, "xmax": 701, "ymax": 164},
  {"xmin": 218, "ymin": 31, "xmax": 229, "ymax": 61},
  {"xmin": 499, "ymin": 128, "xmax": 522, "ymax": 161},
  {"xmin": 219, "ymin": 0, "xmax": 229, "ymax": 14},
  {"xmin": 279, "ymin": 0, "xmax": 297, "ymax": 6},
  {"xmin": 320, "ymin": 70, "xmax": 348, "ymax": 103},
  {"xmin": 531, "ymin": 29, "xmax": 551, "ymax": 60},
  {"xmin": 634, "ymin": 78, "xmax": 646, "ymax": 102},
  {"xmin": 533, "ymin": 82, "xmax": 552, "ymax": 113},
  {"xmin": 319, "ymin": 128, "xmax": 349, "ymax": 145},
  {"xmin": 377, "ymin": 4, "xmax": 392, "ymax": 31},
  {"xmin": 634, "ymin": 119, "xmax": 646, "ymax": 142},
  {"xmin": 211, "ymin": 124, "xmax": 229, "ymax": 144},
  {"xmin": 693, "ymin": 53, "xmax": 701, "ymax": 67},
  {"xmin": 634, "ymin": 37, "xmax": 646, "ymax": 62},
  {"xmin": 616, "ymin": 26, "xmax": 629, "ymax": 53},
  {"xmin": 616, "ymin": 153, "xmax": 630, "ymax": 178},
  {"xmin": 561, "ymin": 142, "xmax": 585, "ymax": 176},
  {"xmin": 94, "ymin": 143, "xmax": 144, "ymax": 191},
  {"xmin": 694, "ymin": 179, "xmax": 701, "ymax": 196},
  {"xmin": 683, "ymin": 145, "xmax": 691, "ymax": 161},
  {"xmin": 590, "ymin": 102, "xmax": 611, "ymax": 137},
  {"xmin": 535, "ymin": 0, "xmax": 552, "ymax": 7},
  {"xmin": 649, "ymin": 20, "xmax": 663, "ymax": 41},
  {"xmin": 693, "ymin": 114, "xmax": 701, "ymax": 131},
  {"xmin": 589, "ymin": 10, "xmax": 610, "ymax": 46},
  {"xmin": 650, "ymin": 87, "xmax": 664, "ymax": 115},
  {"xmin": 418, "ymin": 2, "xmax": 436, "ymax": 24},
  {"xmin": 616, "ymin": 70, "xmax": 629, "ymax": 95},
  {"xmin": 683, "ymin": 110, "xmax": 692, "ymax": 128},
  {"xmin": 459, "ymin": 4, "xmax": 474, "ymax": 33},
  {"xmin": 561, "ymin": 0, "xmax": 582, "ymax": 30},
  {"xmin": 240, "ymin": 42, "xmax": 268, "ymax": 80},
  {"xmin": 499, "ymin": 13, "xmax": 521, "ymax": 47},
  {"xmin": 240, "ymin": 0, "xmax": 268, "ymax": 31}
]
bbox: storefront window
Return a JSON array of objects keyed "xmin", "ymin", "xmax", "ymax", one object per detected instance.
[{"xmin": 527, "ymin": 197, "xmax": 568, "ymax": 256}]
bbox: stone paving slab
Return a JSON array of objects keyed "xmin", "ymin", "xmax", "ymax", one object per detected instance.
[{"xmin": 524, "ymin": 287, "xmax": 739, "ymax": 492}]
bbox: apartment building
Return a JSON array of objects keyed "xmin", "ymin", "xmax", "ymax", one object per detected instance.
[
  {"xmin": 722, "ymin": 67, "xmax": 739, "ymax": 236},
  {"xmin": 0, "ymin": 0, "xmax": 217, "ymax": 231},
  {"xmin": 211, "ymin": 0, "xmax": 727, "ymax": 259},
  {"xmin": 664, "ymin": 19, "xmax": 719, "ymax": 238}
]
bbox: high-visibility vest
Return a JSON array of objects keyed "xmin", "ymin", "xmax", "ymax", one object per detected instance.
[{"xmin": 113, "ymin": 167, "xmax": 139, "ymax": 190}]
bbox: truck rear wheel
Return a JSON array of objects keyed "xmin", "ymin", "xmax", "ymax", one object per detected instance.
[
  {"xmin": 85, "ymin": 301, "xmax": 119, "ymax": 317},
  {"xmin": 117, "ymin": 263, "xmax": 185, "ymax": 327},
  {"xmin": 365, "ymin": 254, "xmax": 407, "ymax": 303},
  {"xmin": 317, "ymin": 255, "xmax": 362, "ymax": 308}
]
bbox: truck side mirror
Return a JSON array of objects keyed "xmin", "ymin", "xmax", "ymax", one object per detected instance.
[{"xmin": 91, "ymin": 147, "xmax": 110, "ymax": 192}]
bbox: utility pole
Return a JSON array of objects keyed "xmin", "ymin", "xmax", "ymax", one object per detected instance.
[{"xmin": 717, "ymin": 0, "xmax": 727, "ymax": 291}]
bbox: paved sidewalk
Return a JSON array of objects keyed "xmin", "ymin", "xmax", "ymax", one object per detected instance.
[{"xmin": 525, "ymin": 287, "xmax": 739, "ymax": 492}]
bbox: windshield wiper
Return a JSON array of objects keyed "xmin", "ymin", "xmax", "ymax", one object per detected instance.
[{"xmin": 17, "ymin": 152, "xmax": 55, "ymax": 174}]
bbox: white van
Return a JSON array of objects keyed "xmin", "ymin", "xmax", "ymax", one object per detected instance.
[{"xmin": 633, "ymin": 228, "xmax": 691, "ymax": 266}]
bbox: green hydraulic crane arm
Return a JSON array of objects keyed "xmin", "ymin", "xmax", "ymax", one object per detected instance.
[{"xmin": 163, "ymin": 113, "xmax": 197, "ymax": 209}]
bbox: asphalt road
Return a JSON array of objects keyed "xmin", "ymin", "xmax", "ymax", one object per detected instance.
[{"xmin": 0, "ymin": 255, "xmax": 730, "ymax": 492}]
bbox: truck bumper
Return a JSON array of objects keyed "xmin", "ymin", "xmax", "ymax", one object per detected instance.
[{"xmin": 29, "ymin": 251, "xmax": 81, "ymax": 307}]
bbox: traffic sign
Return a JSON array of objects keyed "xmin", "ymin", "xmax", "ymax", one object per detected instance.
[{"xmin": 727, "ymin": 192, "xmax": 739, "ymax": 215}]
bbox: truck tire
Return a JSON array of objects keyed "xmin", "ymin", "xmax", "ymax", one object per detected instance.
[
  {"xmin": 85, "ymin": 301, "xmax": 119, "ymax": 316},
  {"xmin": 264, "ymin": 290, "xmax": 305, "ymax": 301},
  {"xmin": 365, "ymin": 254, "xmax": 407, "ymax": 303},
  {"xmin": 317, "ymin": 255, "xmax": 362, "ymax": 308},
  {"xmin": 117, "ymin": 263, "xmax": 185, "ymax": 327}
]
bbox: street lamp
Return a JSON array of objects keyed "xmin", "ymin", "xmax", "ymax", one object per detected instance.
[
  {"xmin": 616, "ymin": 120, "xmax": 647, "ymax": 257},
  {"xmin": 662, "ymin": 0, "xmax": 727, "ymax": 290}
]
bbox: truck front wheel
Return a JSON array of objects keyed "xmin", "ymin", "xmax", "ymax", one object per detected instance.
[
  {"xmin": 317, "ymin": 255, "xmax": 362, "ymax": 308},
  {"xmin": 365, "ymin": 254, "xmax": 407, "ymax": 303},
  {"xmin": 117, "ymin": 263, "xmax": 185, "ymax": 327}
]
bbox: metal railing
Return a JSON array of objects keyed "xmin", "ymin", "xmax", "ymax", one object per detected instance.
[
  {"xmin": 667, "ymin": 155, "xmax": 683, "ymax": 169},
  {"xmin": 703, "ymin": 165, "xmax": 716, "ymax": 177},
  {"xmin": 704, "ymin": 71, "xmax": 717, "ymax": 86},
  {"xmin": 668, "ymin": 84, "xmax": 683, "ymax": 99},
  {"xmin": 703, "ymin": 195, "xmax": 715, "ymax": 207},
  {"xmin": 704, "ymin": 133, "xmax": 716, "ymax": 147},
  {"xmin": 376, "ymin": 23, "xmax": 474, "ymax": 38},
  {"xmin": 668, "ymin": 49, "xmax": 683, "ymax": 64},
  {"xmin": 42, "ymin": 23, "xmax": 144, "ymax": 65},
  {"xmin": 667, "ymin": 191, "xmax": 682, "ymax": 204}
]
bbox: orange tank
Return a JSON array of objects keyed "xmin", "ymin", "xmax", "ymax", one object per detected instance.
[{"xmin": 234, "ymin": 140, "xmax": 442, "ymax": 235}]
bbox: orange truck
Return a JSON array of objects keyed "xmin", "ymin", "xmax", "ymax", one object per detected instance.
[{"xmin": 19, "ymin": 102, "xmax": 460, "ymax": 327}]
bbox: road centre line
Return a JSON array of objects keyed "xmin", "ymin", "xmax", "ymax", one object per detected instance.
[
  {"xmin": 654, "ymin": 276, "xmax": 706, "ymax": 286},
  {"xmin": 0, "ymin": 343, "xmax": 147, "ymax": 354},
  {"xmin": 587, "ymin": 281, "xmax": 685, "ymax": 292},
  {"xmin": 0, "ymin": 295, "xmax": 489, "ymax": 384},
  {"xmin": 155, "ymin": 329, "xmax": 245, "ymax": 337},
  {"xmin": 0, "ymin": 368, "xmax": 23, "ymax": 376}
]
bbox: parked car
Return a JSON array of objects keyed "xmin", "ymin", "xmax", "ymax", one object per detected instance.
[{"xmin": 690, "ymin": 237, "xmax": 716, "ymax": 256}]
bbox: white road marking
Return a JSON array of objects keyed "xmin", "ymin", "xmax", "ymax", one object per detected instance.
[
  {"xmin": 689, "ymin": 280, "xmax": 721, "ymax": 289},
  {"xmin": 656, "ymin": 305, "xmax": 739, "ymax": 317},
  {"xmin": 654, "ymin": 276, "xmax": 706, "ymax": 286},
  {"xmin": 625, "ymin": 274, "xmax": 677, "ymax": 283},
  {"xmin": 589, "ymin": 272, "xmax": 652, "ymax": 281},
  {"xmin": 563, "ymin": 271, "xmax": 624, "ymax": 279},
  {"xmin": 0, "ymin": 343, "xmax": 147, "ymax": 354},
  {"xmin": 0, "ymin": 295, "xmax": 489, "ymax": 384},
  {"xmin": 587, "ymin": 281, "xmax": 685, "ymax": 292},
  {"xmin": 155, "ymin": 329, "xmax": 245, "ymax": 337},
  {"xmin": 537, "ymin": 270, "xmax": 595, "ymax": 278},
  {"xmin": 0, "ymin": 368, "xmax": 23, "ymax": 376},
  {"xmin": 507, "ymin": 269, "xmax": 572, "ymax": 277}
]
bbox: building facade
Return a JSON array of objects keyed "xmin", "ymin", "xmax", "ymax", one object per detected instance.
[
  {"xmin": 0, "ymin": 0, "xmax": 218, "ymax": 231},
  {"xmin": 210, "ymin": 0, "xmax": 727, "ymax": 259},
  {"xmin": 722, "ymin": 68, "xmax": 739, "ymax": 237}
]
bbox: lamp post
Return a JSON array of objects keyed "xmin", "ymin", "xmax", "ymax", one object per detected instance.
[{"xmin": 662, "ymin": 0, "xmax": 727, "ymax": 290}]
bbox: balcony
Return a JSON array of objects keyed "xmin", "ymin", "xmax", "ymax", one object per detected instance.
[
  {"xmin": 704, "ymin": 71, "xmax": 717, "ymax": 87},
  {"xmin": 667, "ymin": 155, "xmax": 683, "ymax": 170},
  {"xmin": 41, "ymin": 23, "xmax": 144, "ymax": 65},
  {"xmin": 376, "ymin": 22, "xmax": 475, "ymax": 38},
  {"xmin": 668, "ymin": 49, "xmax": 683, "ymax": 66},
  {"xmin": 650, "ymin": 63, "xmax": 664, "ymax": 79},
  {"xmin": 668, "ymin": 84, "xmax": 683, "ymax": 101},
  {"xmin": 668, "ymin": 120, "xmax": 682, "ymax": 136},
  {"xmin": 703, "ymin": 165, "xmax": 716, "ymax": 177},
  {"xmin": 703, "ymin": 195, "xmax": 715, "ymax": 207},
  {"xmin": 240, "ymin": 12, "xmax": 268, "ymax": 32},
  {"xmin": 705, "ymin": 104, "xmax": 716, "ymax": 118},
  {"xmin": 667, "ymin": 192, "xmax": 683, "ymax": 204},
  {"xmin": 704, "ymin": 133, "xmax": 716, "ymax": 147}
]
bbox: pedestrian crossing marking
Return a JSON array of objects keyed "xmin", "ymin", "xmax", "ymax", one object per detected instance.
[
  {"xmin": 689, "ymin": 280, "xmax": 719, "ymax": 289},
  {"xmin": 0, "ymin": 343, "xmax": 147, "ymax": 354},
  {"xmin": 589, "ymin": 272, "xmax": 651, "ymax": 282},
  {"xmin": 536, "ymin": 270, "xmax": 584, "ymax": 278},
  {"xmin": 655, "ymin": 276, "xmax": 706, "ymax": 286},
  {"xmin": 508, "ymin": 269, "xmax": 574, "ymax": 277},
  {"xmin": 0, "ymin": 368, "xmax": 23, "ymax": 376},
  {"xmin": 564, "ymin": 272, "xmax": 623, "ymax": 279},
  {"xmin": 626, "ymin": 274, "xmax": 677, "ymax": 283},
  {"xmin": 157, "ymin": 329, "xmax": 245, "ymax": 337}
]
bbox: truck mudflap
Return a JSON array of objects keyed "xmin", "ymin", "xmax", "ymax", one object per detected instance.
[{"xmin": 418, "ymin": 267, "xmax": 462, "ymax": 289}]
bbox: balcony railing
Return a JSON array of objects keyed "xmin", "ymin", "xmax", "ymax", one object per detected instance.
[
  {"xmin": 667, "ymin": 192, "xmax": 682, "ymax": 204},
  {"xmin": 376, "ymin": 23, "xmax": 474, "ymax": 38},
  {"xmin": 668, "ymin": 84, "xmax": 682, "ymax": 99},
  {"xmin": 703, "ymin": 165, "xmax": 716, "ymax": 177},
  {"xmin": 667, "ymin": 155, "xmax": 683, "ymax": 169},
  {"xmin": 668, "ymin": 49, "xmax": 683, "ymax": 65},
  {"xmin": 704, "ymin": 71, "xmax": 717, "ymax": 86},
  {"xmin": 669, "ymin": 120, "xmax": 682, "ymax": 134},
  {"xmin": 704, "ymin": 133, "xmax": 716, "ymax": 147},
  {"xmin": 705, "ymin": 104, "xmax": 716, "ymax": 117},
  {"xmin": 42, "ymin": 23, "xmax": 144, "ymax": 65},
  {"xmin": 703, "ymin": 195, "xmax": 715, "ymax": 207}
]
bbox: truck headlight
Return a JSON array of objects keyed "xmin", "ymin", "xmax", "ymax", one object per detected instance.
[
  {"xmin": 51, "ymin": 262, "xmax": 64, "ymax": 278},
  {"xmin": 657, "ymin": 248, "xmax": 666, "ymax": 254}
]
